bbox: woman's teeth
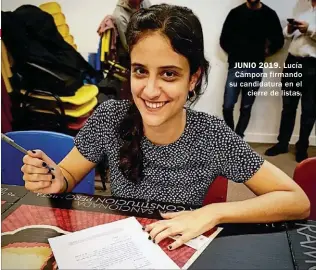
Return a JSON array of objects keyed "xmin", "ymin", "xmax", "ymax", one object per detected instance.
[{"xmin": 144, "ymin": 101, "xmax": 166, "ymax": 109}]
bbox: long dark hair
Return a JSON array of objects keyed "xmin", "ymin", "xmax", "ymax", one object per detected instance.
[{"xmin": 119, "ymin": 4, "xmax": 210, "ymax": 182}]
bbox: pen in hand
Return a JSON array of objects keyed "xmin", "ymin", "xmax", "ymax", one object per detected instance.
[{"xmin": 1, "ymin": 133, "xmax": 55, "ymax": 174}]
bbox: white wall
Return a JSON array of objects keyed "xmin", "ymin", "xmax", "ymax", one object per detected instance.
[{"xmin": 2, "ymin": 0, "xmax": 315, "ymax": 145}]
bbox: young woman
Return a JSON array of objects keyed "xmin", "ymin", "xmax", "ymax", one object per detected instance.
[{"xmin": 22, "ymin": 4, "xmax": 310, "ymax": 250}]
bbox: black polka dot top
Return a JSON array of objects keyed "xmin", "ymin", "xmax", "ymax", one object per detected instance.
[{"xmin": 75, "ymin": 99, "xmax": 264, "ymax": 206}]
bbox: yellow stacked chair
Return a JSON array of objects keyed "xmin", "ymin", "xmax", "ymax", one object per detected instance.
[
  {"xmin": 40, "ymin": 2, "xmax": 77, "ymax": 50},
  {"xmin": 1, "ymin": 41, "xmax": 13, "ymax": 93},
  {"xmin": 100, "ymin": 29, "xmax": 128, "ymax": 82},
  {"xmin": 99, "ymin": 28, "xmax": 131, "ymax": 100},
  {"xmin": 7, "ymin": 2, "xmax": 99, "ymax": 134}
]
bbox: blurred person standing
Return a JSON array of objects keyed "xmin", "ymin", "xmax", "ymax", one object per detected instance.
[
  {"xmin": 112, "ymin": 0, "xmax": 151, "ymax": 52},
  {"xmin": 97, "ymin": 0, "xmax": 151, "ymax": 65},
  {"xmin": 220, "ymin": 0, "xmax": 284, "ymax": 138},
  {"xmin": 265, "ymin": 0, "xmax": 316, "ymax": 162}
]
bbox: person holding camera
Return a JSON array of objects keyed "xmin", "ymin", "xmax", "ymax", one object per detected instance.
[{"xmin": 265, "ymin": 0, "xmax": 316, "ymax": 162}]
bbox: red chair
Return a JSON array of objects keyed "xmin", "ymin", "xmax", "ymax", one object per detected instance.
[
  {"xmin": 293, "ymin": 157, "xmax": 316, "ymax": 220},
  {"xmin": 202, "ymin": 176, "xmax": 228, "ymax": 205}
]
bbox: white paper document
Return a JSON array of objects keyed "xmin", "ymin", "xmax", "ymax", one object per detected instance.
[
  {"xmin": 170, "ymin": 233, "xmax": 211, "ymax": 250},
  {"xmin": 48, "ymin": 217, "xmax": 180, "ymax": 269}
]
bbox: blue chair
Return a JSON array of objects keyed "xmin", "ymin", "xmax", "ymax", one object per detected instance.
[{"xmin": 1, "ymin": 130, "xmax": 95, "ymax": 195}]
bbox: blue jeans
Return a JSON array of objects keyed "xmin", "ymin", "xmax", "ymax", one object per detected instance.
[{"xmin": 222, "ymin": 67, "xmax": 263, "ymax": 138}]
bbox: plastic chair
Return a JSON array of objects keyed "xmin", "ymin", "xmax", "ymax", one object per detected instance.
[
  {"xmin": 1, "ymin": 131, "xmax": 95, "ymax": 195},
  {"xmin": 1, "ymin": 41, "xmax": 13, "ymax": 93},
  {"xmin": 100, "ymin": 29, "xmax": 128, "ymax": 82},
  {"xmin": 20, "ymin": 88, "xmax": 98, "ymax": 117},
  {"xmin": 39, "ymin": 2, "xmax": 62, "ymax": 14},
  {"xmin": 57, "ymin": 24, "xmax": 70, "ymax": 38},
  {"xmin": 293, "ymin": 157, "xmax": 316, "ymax": 220},
  {"xmin": 64, "ymin": 35, "xmax": 75, "ymax": 46},
  {"xmin": 39, "ymin": 2, "xmax": 78, "ymax": 50},
  {"xmin": 1, "ymin": 34, "xmax": 98, "ymax": 133},
  {"xmin": 52, "ymin": 13, "xmax": 66, "ymax": 26},
  {"xmin": 1, "ymin": 2, "xmax": 96, "ymax": 133},
  {"xmin": 202, "ymin": 176, "xmax": 228, "ymax": 205}
]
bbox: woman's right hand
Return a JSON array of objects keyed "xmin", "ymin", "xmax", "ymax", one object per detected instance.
[{"xmin": 21, "ymin": 150, "xmax": 65, "ymax": 194}]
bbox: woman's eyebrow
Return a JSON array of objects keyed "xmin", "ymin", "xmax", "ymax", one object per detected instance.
[
  {"xmin": 159, "ymin": 65, "xmax": 183, "ymax": 71},
  {"xmin": 131, "ymin": 62, "xmax": 145, "ymax": 68},
  {"xmin": 131, "ymin": 63, "xmax": 183, "ymax": 71}
]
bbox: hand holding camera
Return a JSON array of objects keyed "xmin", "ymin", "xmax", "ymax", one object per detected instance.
[
  {"xmin": 287, "ymin": 18, "xmax": 298, "ymax": 34},
  {"xmin": 287, "ymin": 18, "xmax": 309, "ymax": 34}
]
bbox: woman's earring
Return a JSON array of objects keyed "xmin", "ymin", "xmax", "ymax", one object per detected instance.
[{"xmin": 187, "ymin": 89, "xmax": 196, "ymax": 101}]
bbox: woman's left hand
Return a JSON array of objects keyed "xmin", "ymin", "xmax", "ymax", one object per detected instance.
[{"xmin": 144, "ymin": 208, "xmax": 218, "ymax": 250}]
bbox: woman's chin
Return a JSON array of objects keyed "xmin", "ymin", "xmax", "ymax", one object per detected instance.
[{"xmin": 142, "ymin": 116, "xmax": 166, "ymax": 128}]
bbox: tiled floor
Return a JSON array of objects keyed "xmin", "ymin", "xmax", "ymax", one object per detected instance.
[{"xmin": 95, "ymin": 144, "xmax": 316, "ymax": 201}]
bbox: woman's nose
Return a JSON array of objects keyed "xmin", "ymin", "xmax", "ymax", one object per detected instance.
[{"xmin": 143, "ymin": 77, "xmax": 161, "ymax": 99}]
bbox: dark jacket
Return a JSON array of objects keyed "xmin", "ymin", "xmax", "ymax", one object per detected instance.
[
  {"xmin": 220, "ymin": 3, "xmax": 284, "ymax": 68},
  {"xmin": 1, "ymin": 5, "xmax": 97, "ymax": 96}
]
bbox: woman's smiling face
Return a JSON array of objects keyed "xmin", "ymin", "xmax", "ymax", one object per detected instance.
[{"xmin": 130, "ymin": 31, "xmax": 198, "ymax": 128}]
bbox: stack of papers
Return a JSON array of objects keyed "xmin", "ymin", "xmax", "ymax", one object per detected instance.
[
  {"xmin": 49, "ymin": 217, "xmax": 222, "ymax": 269},
  {"xmin": 49, "ymin": 217, "xmax": 179, "ymax": 269}
]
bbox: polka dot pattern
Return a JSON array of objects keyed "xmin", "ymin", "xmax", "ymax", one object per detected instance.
[{"xmin": 75, "ymin": 100, "xmax": 264, "ymax": 206}]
